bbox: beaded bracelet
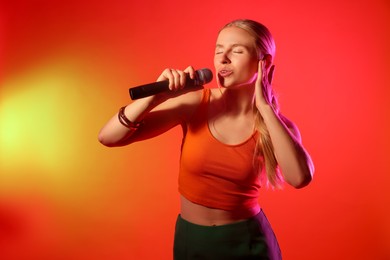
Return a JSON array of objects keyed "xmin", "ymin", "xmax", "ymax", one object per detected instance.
[{"xmin": 118, "ymin": 106, "xmax": 143, "ymax": 129}]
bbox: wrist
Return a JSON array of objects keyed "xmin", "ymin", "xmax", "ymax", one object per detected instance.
[
  {"xmin": 257, "ymin": 103, "xmax": 277, "ymax": 120},
  {"xmin": 118, "ymin": 106, "xmax": 144, "ymax": 129}
]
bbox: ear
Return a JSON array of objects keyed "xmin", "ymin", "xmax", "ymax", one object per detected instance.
[
  {"xmin": 262, "ymin": 54, "xmax": 275, "ymax": 84},
  {"xmin": 263, "ymin": 54, "xmax": 273, "ymax": 69}
]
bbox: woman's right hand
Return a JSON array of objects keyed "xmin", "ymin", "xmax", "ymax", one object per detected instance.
[{"xmin": 156, "ymin": 66, "xmax": 196, "ymax": 92}]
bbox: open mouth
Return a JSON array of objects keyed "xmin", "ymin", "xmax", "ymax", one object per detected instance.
[{"xmin": 218, "ymin": 70, "xmax": 233, "ymax": 77}]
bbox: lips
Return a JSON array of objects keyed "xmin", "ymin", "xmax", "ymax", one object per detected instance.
[{"xmin": 218, "ymin": 69, "xmax": 233, "ymax": 77}]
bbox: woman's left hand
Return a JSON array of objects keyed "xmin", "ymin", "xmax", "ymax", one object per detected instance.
[{"xmin": 255, "ymin": 59, "xmax": 275, "ymax": 109}]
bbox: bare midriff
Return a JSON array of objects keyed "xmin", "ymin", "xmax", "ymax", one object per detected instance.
[{"xmin": 180, "ymin": 195, "xmax": 260, "ymax": 226}]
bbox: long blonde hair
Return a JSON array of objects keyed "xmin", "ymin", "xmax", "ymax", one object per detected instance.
[{"xmin": 222, "ymin": 19, "xmax": 283, "ymax": 188}]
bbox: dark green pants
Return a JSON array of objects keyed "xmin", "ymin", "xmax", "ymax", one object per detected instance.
[{"xmin": 173, "ymin": 210, "xmax": 281, "ymax": 260}]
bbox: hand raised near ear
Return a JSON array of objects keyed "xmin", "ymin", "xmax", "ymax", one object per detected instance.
[{"xmin": 255, "ymin": 59, "xmax": 276, "ymax": 109}]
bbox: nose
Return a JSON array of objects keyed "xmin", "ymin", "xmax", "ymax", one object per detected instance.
[{"xmin": 218, "ymin": 52, "xmax": 230, "ymax": 64}]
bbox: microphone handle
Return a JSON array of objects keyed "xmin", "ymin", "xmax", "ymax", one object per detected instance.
[
  {"xmin": 129, "ymin": 80, "xmax": 169, "ymax": 100},
  {"xmin": 129, "ymin": 75, "xmax": 198, "ymax": 100}
]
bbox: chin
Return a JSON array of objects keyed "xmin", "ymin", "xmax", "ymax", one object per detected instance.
[{"xmin": 217, "ymin": 76, "xmax": 235, "ymax": 88}]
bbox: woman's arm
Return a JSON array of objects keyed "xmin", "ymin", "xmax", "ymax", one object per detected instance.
[
  {"xmin": 255, "ymin": 60, "xmax": 314, "ymax": 188},
  {"xmin": 98, "ymin": 67, "xmax": 202, "ymax": 147},
  {"xmin": 259, "ymin": 105, "xmax": 314, "ymax": 188}
]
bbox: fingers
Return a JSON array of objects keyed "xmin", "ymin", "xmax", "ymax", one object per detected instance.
[
  {"xmin": 158, "ymin": 66, "xmax": 196, "ymax": 91},
  {"xmin": 257, "ymin": 60, "xmax": 274, "ymax": 85},
  {"xmin": 256, "ymin": 60, "xmax": 264, "ymax": 85},
  {"xmin": 184, "ymin": 66, "xmax": 195, "ymax": 80},
  {"xmin": 156, "ymin": 68, "xmax": 173, "ymax": 85},
  {"xmin": 170, "ymin": 69, "xmax": 182, "ymax": 90},
  {"xmin": 255, "ymin": 59, "xmax": 274, "ymax": 106}
]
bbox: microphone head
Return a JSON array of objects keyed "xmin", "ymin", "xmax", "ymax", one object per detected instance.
[{"xmin": 195, "ymin": 68, "xmax": 213, "ymax": 85}]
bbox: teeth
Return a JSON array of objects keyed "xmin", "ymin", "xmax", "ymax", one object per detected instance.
[{"xmin": 219, "ymin": 70, "xmax": 232, "ymax": 76}]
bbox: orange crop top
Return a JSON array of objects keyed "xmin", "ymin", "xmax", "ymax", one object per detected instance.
[{"xmin": 179, "ymin": 88, "xmax": 261, "ymax": 211}]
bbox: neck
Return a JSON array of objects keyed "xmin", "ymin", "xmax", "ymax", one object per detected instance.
[{"xmin": 215, "ymin": 84, "xmax": 256, "ymax": 116}]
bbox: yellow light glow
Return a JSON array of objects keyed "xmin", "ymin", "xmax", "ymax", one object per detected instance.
[{"xmin": 0, "ymin": 58, "xmax": 91, "ymax": 188}]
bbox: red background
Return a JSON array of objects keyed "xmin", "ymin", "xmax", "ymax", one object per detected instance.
[{"xmin": 1, "ymin": 0, "xmax": 389, "ymax": 259}]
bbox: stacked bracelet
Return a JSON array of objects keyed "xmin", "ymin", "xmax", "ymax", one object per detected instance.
[{"xmin": 118, "ymin": 106, "xmax": 143, "ymax": 129}]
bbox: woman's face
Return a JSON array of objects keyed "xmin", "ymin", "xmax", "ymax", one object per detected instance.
[{"xmin": 214, "ymin": 26, "xmax": 259, "ymax": 88}]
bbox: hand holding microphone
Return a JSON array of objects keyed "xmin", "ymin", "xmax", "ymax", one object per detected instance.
[{"xmin": 129, "ymin": 67, "xmax": 213, "ymax": 100}]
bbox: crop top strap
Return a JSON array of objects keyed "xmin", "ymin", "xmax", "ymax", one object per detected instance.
[
  {"xmin": 201, "ymin": 88, "xmax": 210, "ymax": 106},
  {"xmin": 197, "ymin": 88, "xmax": 210, "ymax": 115},
  {"xmin": 182, "ymin": 88, "xmax": 210, "ymax": 137},
  {"xmin": 188, "ymin": 88, "xmax": 210, "ymax": 122}
]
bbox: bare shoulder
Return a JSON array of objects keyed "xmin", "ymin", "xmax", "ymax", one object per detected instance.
[
  {"xmin": 209, "ymin": 87, "xmax": 223, "ymax": 100},
  {"xmin": 176, "ymin": 87, "xmax": 205, "ymax": 106}
]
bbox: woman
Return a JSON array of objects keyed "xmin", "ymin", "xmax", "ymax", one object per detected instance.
[{"xmin": 99, "ymin": 19, "xmax": 314, "ymax": 259}]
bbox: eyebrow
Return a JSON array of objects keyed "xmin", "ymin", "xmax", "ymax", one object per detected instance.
[{"xmin": 215, "ymin": 43, "xmax": 248, "ymax": 48}]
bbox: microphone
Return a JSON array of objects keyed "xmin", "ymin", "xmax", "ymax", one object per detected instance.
[{"xmin": 129, "ymin": 68, "xmax": 213, "ymax": 100}]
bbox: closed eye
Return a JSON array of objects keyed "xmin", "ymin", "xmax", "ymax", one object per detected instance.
[{"xmin": 233, "ymin": 48, "xmax": 244, "ymax": 53}]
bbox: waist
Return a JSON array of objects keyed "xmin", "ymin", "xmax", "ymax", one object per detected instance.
[{"xmin": 180, "ymin": 195, "xmax": 260, "ymax": 226}]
